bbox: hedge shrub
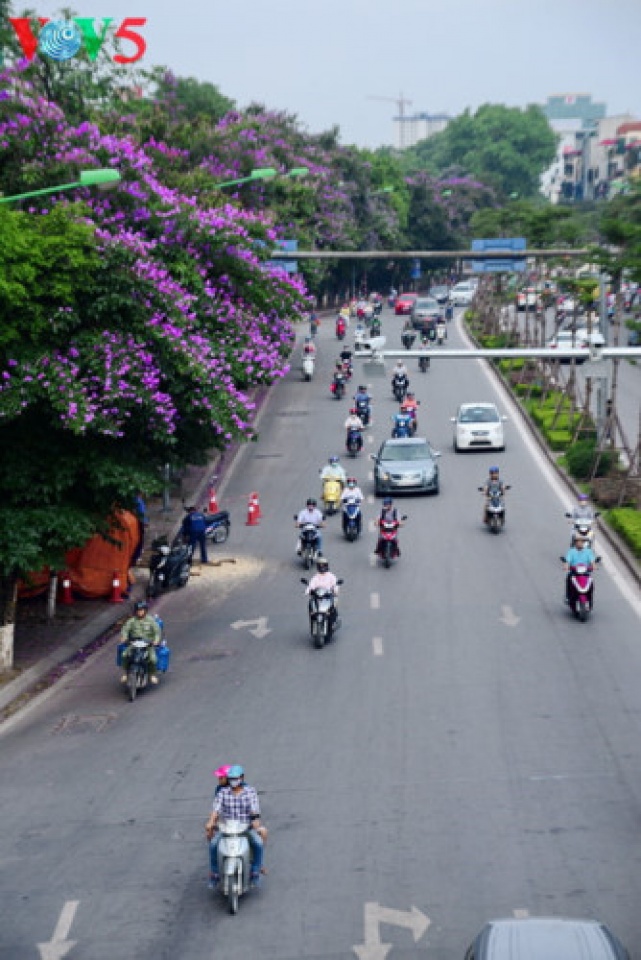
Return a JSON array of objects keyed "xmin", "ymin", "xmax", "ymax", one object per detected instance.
[{"xmin": 606, "ymin": 508, "xmax": 641, "ymax": 557}]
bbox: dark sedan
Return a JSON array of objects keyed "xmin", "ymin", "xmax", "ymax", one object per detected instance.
[{"xmin": 371, "ymin": 437, "xmax": 440, "ymax": 495}]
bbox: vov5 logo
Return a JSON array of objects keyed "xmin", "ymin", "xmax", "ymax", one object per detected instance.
[{"xmin": 9, "ymin": 17, "xmax": 147, "ymax": 63}]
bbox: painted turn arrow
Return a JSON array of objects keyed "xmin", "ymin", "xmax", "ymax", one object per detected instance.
[
  {"xmin": 230, "ymin": 617, "xmax": 272, "ymax": 639},
  {"xmin": 353, "ymin": 901, "xmax": 430, "ymax": 960},
  {"xmin": 38, "ymin": 900, "xmax": 79, "ymax": 960},
  {"xmin": 500, "ymin": 605, "xmax": 521, "ymax": 627}
]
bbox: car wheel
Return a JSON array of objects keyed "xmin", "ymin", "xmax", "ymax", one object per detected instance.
[{"xmin": 453, "ymin": 439, "xmax": 459, "ymax": 453}]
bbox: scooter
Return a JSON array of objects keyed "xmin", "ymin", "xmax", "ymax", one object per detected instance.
[
  {"xmin": 418, "ymin": 348, "xmax": 430, "ymax": 372},
  {"xmin": 301, "ymin": 577, "xmax": 343, "ymax": 649},
  {"xmin": 330, "ymin": 372, "xmax": 346, "ymax": 400},
  {"xmin": 391, "ymin": 413, "xmax": 412, "ymax": 438},
  {"xmin": 392, "ymin": 374, "xmax": 409, "ymax": 403},
  {"xmin": 370, "ymin": 318, "xmax": 381, "ymax": 337},
  {"xmin": 116, "ymin": 616, "xmax": 170, "ymax": 703},
  {"xmin": 436, "ymin": 324, "xmax": 446, "ymax": 344},
  {"xmin": 147, "ymin": 535, "xmax": 193, "ymax": 598},
  {"xmin": 376, "ymin": 516, "xmax": 407, "ymax": 569},
  {"xmin": 296, "ymin": 520, "xmax": 321, "ymax": 570},
  {"xmin": 215, "ymin": 819, "xmax": 253, "ymax": 914},
  {"xmin": 302, "ymin": 354, "xmax": 315, "ymax": 381},
  {"xmin": 205, "ymin": 510, "xmax": 231, "ymax": 544},
  {"xmin": 561, "ymin": 557, "xmax": 600, "ymax": 622},
  {"xmin": 346, "ymin": 427, "xmax": 363, "ymax": 457},
  {"xmin": 342, "ymin": 497, "xmax": 362, "ymax": 542},
  {"xmin": 400, "ymin": 403, "xmax": 419, "ymax": 436},
  {"xmin": 480, "ymin": 484, "xmax": 510, "ymax": 533},
  {"xmin": 401, "ymin": 330, "xmax": 416, "ymax": 350},
  {"xmin": 336, "ymin": 317, "xmax": 346, "ymax": 340},
  {"xmin": 354, "ymin": 397, "xmax": 371, "ymax": 427},
  {"xmin": 322, "ymin": 476, "xmax": 343, "ymax": 515}
]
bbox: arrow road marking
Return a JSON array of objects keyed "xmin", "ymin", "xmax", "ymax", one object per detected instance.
[
  {"xmin": 499, "ymin": 605, "xmax": 521, "ymax": 627},
  {"xmin": 231, "ymin": 617, "xmax": 272, "ymax": 638},
  {"xmin": 38, "ymin": 900, "xmax": 79, "ymax": 960},
  {"xmin": 353, "ymin": 901, "xmax": 430, "ymax": 960}
]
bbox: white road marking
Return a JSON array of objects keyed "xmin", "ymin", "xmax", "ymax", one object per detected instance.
[
  {"xmin": 367, "ymin": 434, "xmax": 374, "ymax": 444},
  {"xmin": 513, "ymin": 908, "xmax": 530, "ymax": 918},
  {"xmin": 230, "ymin": 617, "xmax": 272, "ymax": 638},
  {"xmin": 369, "ymin": 553, "xmax": 377, "ymax": 567},
  {"xmin": 372, "ymin": 637, "xmax": 384, "ymax": 656},
  {"xmin": 499, "ymin": 605, "xmax": 521, "ymax": 627},
  {"xmin": 353, "ymin": 902, "xmax": 429, "ymax": 959},
  {"xmin": 368, "ymin": 519, "xmax": 377, "ymax": 533},
  {"xmin": 38, "ymin": 900, "xmax": 79, "ymax": 960},
  {"xmin": 368, "ymin": 470, "xmax": 373, "ymax": 481},
  {"xmin": 366, "ymin": 494, "xmax": 375, "ymax": 504},
  {"xmin": 370, "ymin": 592, "xmax": 380, "ymax": 610}
]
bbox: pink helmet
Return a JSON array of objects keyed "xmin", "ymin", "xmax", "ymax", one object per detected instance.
[{"xmin": 213, "ymin": 765, "xmax": 231, "ymax": 779}]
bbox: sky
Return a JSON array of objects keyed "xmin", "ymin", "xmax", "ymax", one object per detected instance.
[{"xmin": 12, "ymin": 0, "xmax": 641, "ymax": 148}]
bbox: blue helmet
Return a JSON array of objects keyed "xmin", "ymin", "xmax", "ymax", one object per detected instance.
[
  {"xmin": 489, "ymin": 466, "xmax": 499, "ymax": 474},
  {"xmin": 227, "ymin": 765, "xmax": 244, "ymax": 780},
  {"xmin": 383, "ymin": 497, "xmax": 393, "ymax": 506}
]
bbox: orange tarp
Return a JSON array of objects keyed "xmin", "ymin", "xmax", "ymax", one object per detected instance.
[{"xmin": 18, "ymin": 510, "xmax": 140, "ymax": 600}]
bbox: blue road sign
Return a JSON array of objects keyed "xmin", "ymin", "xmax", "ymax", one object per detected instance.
[
  {"xmin": 471, "ymin": 237, "xmax": 526, "ymax": 273},
  {"xmin": 410, "ymin": 258, "xmax": 421, "ymax": 279},
  {"xmin": 267, "ymin": 238, "xmax": 298, "ymax": 273}
]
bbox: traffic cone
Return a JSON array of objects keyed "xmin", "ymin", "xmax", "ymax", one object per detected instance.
[
  {"xmin": 250, "ymin": 491, "xmax": 262, "ymax": 520},
  {"xmin": 246, "ymin": 495, "xmax": 259, "ymax": 526},
  {"xmin": 109, "ymin": 570, "xmax": 124, "ymax": 603},
  {"xmin": 59, "ymin": 570, "xmax": 73, "ymax": 606},
  {"xmin": 208, "ymin": 486, "xmax": 219, "ymax": 513}
]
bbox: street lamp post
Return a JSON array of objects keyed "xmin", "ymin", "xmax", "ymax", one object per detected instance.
[
  {"xmin": 0, "ymin": 168, "xmax": 121, "ymax": 204},
  {"xmin": 214, "ymin": 166, "xmax": 309, "ymax": 189}
]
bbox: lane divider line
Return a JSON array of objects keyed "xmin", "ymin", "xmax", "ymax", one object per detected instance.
[
  {"xmin": 370, "ymin": 592, "xmax": 380, "ymax": 610},
  {"xmin": 372, "ymin": 636, "xmax": 384, "ymax": 656}
]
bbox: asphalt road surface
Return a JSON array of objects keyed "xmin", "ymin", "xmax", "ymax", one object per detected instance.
[{"xmin": 1, "ymin": 306, "xmax": 641, "ymax": 960}]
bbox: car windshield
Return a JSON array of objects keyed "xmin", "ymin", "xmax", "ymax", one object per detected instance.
[
  {"xmin": 414, "ymin": 299, "xmax": 438, "ymax": 310},
  {"xmin": 459, "ymin": 407, "xmax": 499, "ymax": 423},
  {"xmin": 380, "ymin": 443, "xmax": 432, "ymax": 461}
]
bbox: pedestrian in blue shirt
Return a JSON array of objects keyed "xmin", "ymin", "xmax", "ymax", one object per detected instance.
[{"xmin": 182, "ymin": 505, "xmax": 209, "ymax": 563}]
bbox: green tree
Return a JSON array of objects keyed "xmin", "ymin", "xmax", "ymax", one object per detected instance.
[{"xmin": 404, "ymin": 104, "xmax": 557, "ymax": 200}]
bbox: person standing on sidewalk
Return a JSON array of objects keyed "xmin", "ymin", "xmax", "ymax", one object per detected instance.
[{"xmin": 182, "ymin": 505, "xmax": 209, "ymax": 564}]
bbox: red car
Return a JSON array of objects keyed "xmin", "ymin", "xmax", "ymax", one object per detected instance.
[{"xmin": 394, "ymin": 293, "xmax": 418, "ymax": 315}]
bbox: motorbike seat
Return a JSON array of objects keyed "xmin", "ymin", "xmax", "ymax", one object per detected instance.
[{"xmin": 205, "ymin": 510, "xmax": 230, "ymax": 524}]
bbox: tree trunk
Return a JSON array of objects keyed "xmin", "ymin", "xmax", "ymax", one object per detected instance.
[{"xmin": 0, "ymin": 573, "xmax": 18, "ymax": 670}]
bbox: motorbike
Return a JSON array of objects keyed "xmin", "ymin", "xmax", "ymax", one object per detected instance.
[
  {"xmin": 565, "ymin": 511, "xmax": 599, "ymax": 548},
  {"xmin": 302, "ymin": 354, "xmax": 315, "ymax": 381},
  {"xmin": 296, "ymin": 520, "xmax": 321, "ymax": 570},
  {"xmin": 376, "ymin": 516, "xmax": 407, "ymax": 569},
  {"xmin": 215, "ymin": 819, "xmax": 254, "ymax": 914},
  {"xmin": 342, "ymin": 497, "xmax": 362, "ymax": 542},
  {"xmin": 391, "ymin": 413, "xmax": 412, "ymax": 438},
  {"xmin": 354, "ymin": 396, "xmax": 371, "ymax": 427},
  {"xmin": 330, "ymin": 372, "xmax": 346, "ymax": 399},
  {"xmin": 301, "ymin": 577, "xmax": 344, "ymax": 648},
  {"xmin": 117, "ymin": 616, "xmax": 170, "ymax": 703},
  {"xmin": 336, "ymin": 317, "xmax": 346, "ymax": 340},
  {"xmin": 400, "ymin": 403, "xmax": 419, "ymax": 436},
  {"xmin": 322, "ymin": 476, "xmax": 343, "ymax": 515},
  {"xmin": 401, "ymin": 330, "xmax": 416, "ymax": 350},
  {"xmin": 392, "ymin": 373, "xmax": 409, "ymax": 403},
  {"xmin": 370, "ymin": 318, "xmax": 381, "ymax": 337},
  {"xmin": 373, "ymin": 300, "xmax": 383, "ymax": 317},
  {"xmin": 346, "ymin": 427, "xmax": 363, "ymax": 457},
  {"xmin": 418, "ymin": 351, "xmax": 430, "ymax": 372},
  {"xmin": 205, "ymin": 510, "xmax": 231, "ymax": 544},
  {"xmin": 480, "ymin": 484, "xmax": 510, "ymax": 533},
  {"xmin": 436, "ymin": 324, "xmax": 446, "ymax": 344},
  {"xmin": 561, "ymin": 557, "xmax": 600, "ymax": 622},
  {"xmin": 340, "ymin": 357, "xmax": 353, "ymax": 380},
  {"xmin": 147, "ymin": 535, "xmax": 193, "ymax": 599}
]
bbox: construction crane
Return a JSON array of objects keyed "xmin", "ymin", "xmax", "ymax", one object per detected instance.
[{"xmin": 368, "ymin": 93, "xmax": 413, "ymax": 149}]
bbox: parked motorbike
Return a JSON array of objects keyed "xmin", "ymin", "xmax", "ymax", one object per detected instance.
[
  {"xmin": 342, "ymin": 496, "xmax": 362, "ymax": 542},
  {"xmin": 322, "ymin": 476, "xmax": 343, "ymax": 515},
  {"xmin": 330, "ymin": 372, "xmax": 346, "ymax": 400},
  {"xmin": 346, "ymin": 427, "xmax": 363, "ymax": 458},
  {"xmin": 561, "ymin": 556, "xmax": 600, "ymax": 622},
  {"xmin": 215, "ymin": 819, "xmax": 254, "ymax": 914},
  {"xmin": 355, "ymin": 397, "xmax": 371, "ymax": 427},
  {"xmin": 302, "ymin": 354, "xmax": 315, "ymax": 381},
  {"xmin": 392, "ymin": 373, "xmax": 409, "ymax": 403},
  {"xmin": 296, "ymin": 520, "xmax": 321, "ymax": 570},
  {"xmin": 479, "ymin": 483, "xmax": 511, "ymax": 533},
  {"xmin": 565, "ymin": 511, "xmax": 600, "ymax": 548},
  {"xmin": 205, "ymin": 510, "xmax": 231, "ymax": 544},
  {"xmin": 301, "ymin": 577, "xmax": 343, "ymax": 648},
  {"xmin": 147, "ymin": 535, "xmax": 193, "ymax": 599},
  {"xmin": 117, "ymin": 616, "xmax": 170, "ymax": 703},
  {"xmin": 376, "ymin": 516, "xmax": 407, "ymax": 569},
  {"xmin": 391, "ymin": 413, "xmax": 412, "ymax": 438}
]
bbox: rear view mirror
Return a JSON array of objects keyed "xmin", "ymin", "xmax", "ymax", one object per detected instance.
[
  {"xmin": 401, "ymin": 515, "xmax": 408, "ymax": 521},
  {"xmin": 337, "ymin": 578, "xmax": 344, "ymax": 586},
  {"xmin": 301, "ymin": 578, "xmax": 309, "ymax": 585}
]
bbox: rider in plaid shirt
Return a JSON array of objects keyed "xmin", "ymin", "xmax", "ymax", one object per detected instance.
[{"xmin": 205, "ymin": 765, "xmax": 266, "ymax": 884}]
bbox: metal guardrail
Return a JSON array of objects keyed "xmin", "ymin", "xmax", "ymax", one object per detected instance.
[
  {"xmin": 270, "ymin": 248, "xmax": 590, "ymax": 260},
  {"xmin": 352, "ymin": 343, "xmax": 641, "ymax": 362}
]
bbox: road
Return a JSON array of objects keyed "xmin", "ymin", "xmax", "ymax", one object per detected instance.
[{"xmin": 1, "ymin": 306, "xmax": 641, "ymax": 960}]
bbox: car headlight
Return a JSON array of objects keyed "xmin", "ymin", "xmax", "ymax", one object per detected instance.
[{"xmin": 382, "ymin": 471, "xmax": 390, "ymax": 481}]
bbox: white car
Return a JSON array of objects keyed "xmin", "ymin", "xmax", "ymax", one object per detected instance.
[
  {"xmin": 449, "ymin": 282, "xmax": 476, "ymax": 306},
  {"xmin": 452, "ymin": 402, "xmax": 507, "ymax": 452},
  {"xmin": 547, "ymin": 328, "xmax": 605, "ymax": 363}
]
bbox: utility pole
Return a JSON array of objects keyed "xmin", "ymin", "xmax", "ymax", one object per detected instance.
[{"xmin": 367, "ymin": 93, "xmax": 413, "ymax": 149}]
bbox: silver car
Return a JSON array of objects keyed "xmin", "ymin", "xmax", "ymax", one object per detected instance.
[
  {"xmin": 371, "ymin": 437, "xmax": 441, "ymax": 495},
  {"xmin": 465, "ymin": 917, "xmax": 630, "ymax": 960}
]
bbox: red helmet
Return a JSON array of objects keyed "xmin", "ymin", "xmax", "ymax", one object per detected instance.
[{"xmin": 350, "ymin": 407, "xmax": 357, "ymax": 415}]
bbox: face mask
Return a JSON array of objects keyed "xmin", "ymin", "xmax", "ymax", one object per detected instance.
[{"xmin": 228, "ymin": 778, "xmax": 242, "ymax": 788}]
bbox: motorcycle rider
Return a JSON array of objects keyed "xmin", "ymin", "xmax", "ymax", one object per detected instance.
[
  {"xmin": 295, "ymin": 498, "xmax": 325, "ymax": 556},
  {"xmin": 436, "ymin": 317, "xmax": 447, "ymax": 342},
  {"xmin": 391, "ymin": 359, "xmax": 409, "ymax": 395},
  {"xmin": 205, "ymin": 764, "xmax": 266, "ymax": 886},
  {"xmin": 569, "ymin": 492, "xmax": 595, "ymax": 522},
  {"xmin": 120, "ymin": 600, "xmax": 161, "ymax": 684},
  {"xmin": 375, "ymin": 497, "xmax": 404, "ymax": 556},
  {"xmin": 213, "ymin": 764, "xmax": 231, "ymax": 797},
  {"xmin": 354, "ymin": 385, "xmax": 372, "ymax": 423},
  {"xmin": 320, "ymin": 455, "xmax": 347, "ymax": 486},
  {"xmin": 340, "ymin": 476, "xmax": 364, "ymax": 535},
  {"xmin": 306, "ymin": 557, "xmax": 340, "ymax": 629},
  {"xmin": 400, "ymin": 391, "xmax": 419, "ymax": 432},
  {"xmin": 344, "ymin": 407, "xmax": 364, "ymax": 450},
  {"xmin": 302, "ymin": 336, "xmax": 316, "ymax": 356},
  {"xmin": 481, "ymin": 466, "xmax": 507, "ymax": 525},
  {"xmin": 563, "ymin": 534, "xmax": 596, "ymax": 604}
]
